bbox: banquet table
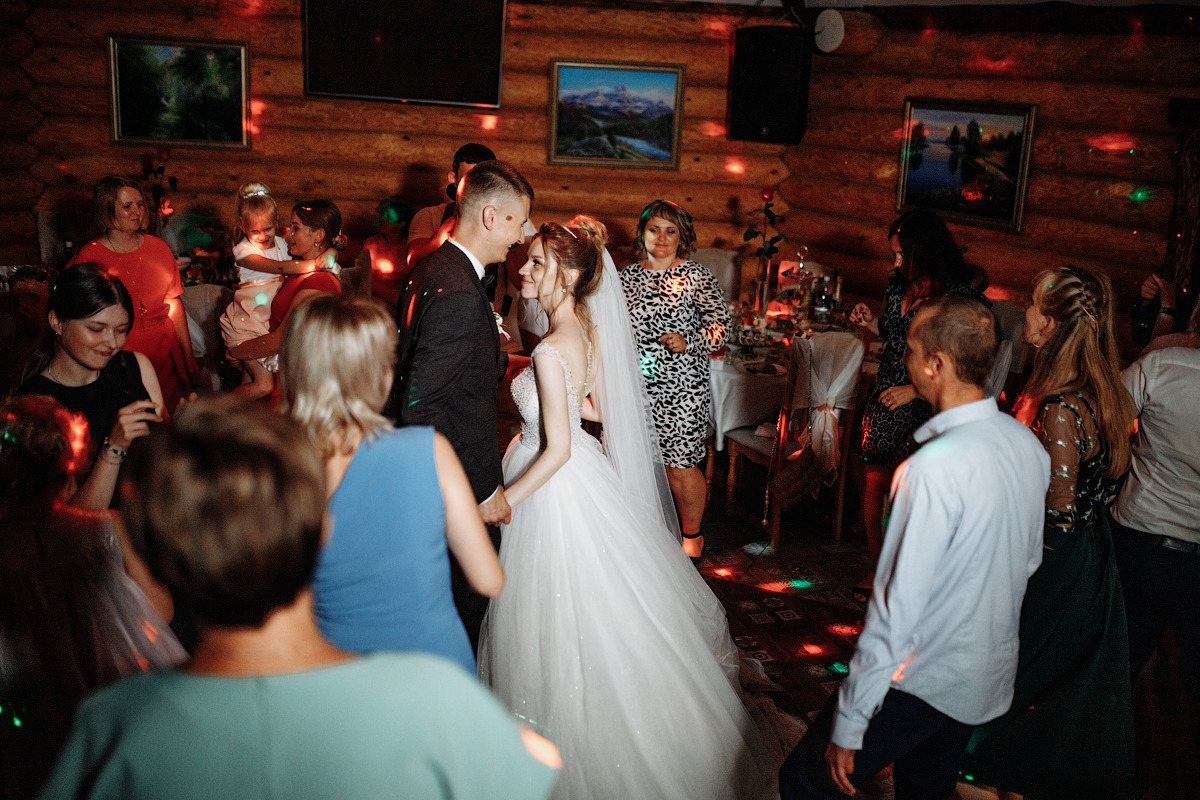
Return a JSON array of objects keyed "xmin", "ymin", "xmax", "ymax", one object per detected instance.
[
  {"xmin": 709, "ymin": 357, "xmax": 787, "ymax": 450},
  {"xmin": 708, "ymin": 336, "xmax": 880, "ymax": 451}
]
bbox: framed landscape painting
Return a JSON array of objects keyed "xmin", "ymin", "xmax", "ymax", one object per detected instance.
[
  {"xmin": 109, "ymin": 36, "xmax": 249, "ymax": 149},
  {"xmin": 549, "ymin": 60, "xmax": 684, "ymax": 169},
  {"xmin": 896, "ymin": 98, "xmax": 1036, "ymax": 232}
]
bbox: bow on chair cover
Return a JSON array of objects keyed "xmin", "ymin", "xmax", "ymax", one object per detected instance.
[{"xmin": 790, "ymin": 331, "xmax": 865, "ymax": 473}]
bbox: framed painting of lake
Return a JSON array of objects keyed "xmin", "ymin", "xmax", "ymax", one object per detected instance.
[
  {"xmin": 109, "ymin": 37, "xmax": 249, "ymax": 149},
  {"xmin": 549, "ymin": 61, "xmax": 684, "ymax": 169},
  {"xmin": 896, "ymin": 98, "xmax": 1037, "ymax": 232}
]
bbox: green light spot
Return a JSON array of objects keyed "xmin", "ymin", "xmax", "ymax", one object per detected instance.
[
  {"xmin": 1088, "ymin": 147, "xmax": 1094, "ymax": 153},
  {"xmin": 12, "ymin": 717, "xmax": 20, "ymax": 727},
  {"xmin": 829, "ymin": 662, "xmax": 849, "ymax": 675},
  {"xmin": 1127, "ymin": 187, "xmax": 1152, "ymax": 202},
  {"xmin": 964, "ymin": 775, "xmax": 975, "ymax": 781},
  {"xmin": 254, "ymin": 291, "xmax": 270, "ymax": 306},
  {"xmin": 1129, "ymin": 149, "xmax": 1134, "ymax": 154},
  {"xmin": 789, "ymin": 579, "xmax": 814, "ymax": 589}
]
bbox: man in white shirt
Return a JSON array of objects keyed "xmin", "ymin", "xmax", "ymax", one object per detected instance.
[
  {"xmin": 779, "ymin": 296, "xmax": 1049, "ymax": 800},
  {"xmin": 1109, "ymin": 335, "xmax": 1200, "ymax": 713}
]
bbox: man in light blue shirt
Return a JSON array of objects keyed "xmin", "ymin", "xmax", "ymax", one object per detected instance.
[{"xmin": 780, "ymin": 296, "xmax": 1048, "ymax": 800}]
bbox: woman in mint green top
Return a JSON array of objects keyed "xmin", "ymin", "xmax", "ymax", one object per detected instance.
[
  {"xmin": 44, "ymin": 395, "xmax": 556, "ymax": 800},
  {"xmin": 279, "ymin": 294, "xmax": 504, "ymax": 673}
]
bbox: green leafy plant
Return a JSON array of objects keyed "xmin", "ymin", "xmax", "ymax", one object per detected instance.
[{"xmin": 743, "ymin": 186, "xmax": 785, "ymax": 261}]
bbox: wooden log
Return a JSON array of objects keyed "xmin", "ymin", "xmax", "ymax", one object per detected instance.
[
  {"xmin": 0, "ymin": 25, "xmax": 35, "ymax": 64},
  {"xmin": 19, "ymin": 45, "xmax": 106, "ymax": 87},
  {"xmin": 0, "ymin": 97, "xmax": 43, "ymax": 138},
  {"xmin": 0, "ymin": 172, "xmax": 42, "ymax": 210},
  {"xmin": 816, "ymin": 30, "xmax": 1200, "ymax": 87},
  {"xmin": 783, "ymin": 147, "xmax": 1172, "ymax": 230},
  {"xmin": 32, "ymin": 0, "xmax": 300, "ymax": 15},
  {"xmin": 0, "ymin": 209, "xmax": 37, "ymax": 241},
  {"xmin": 504, "ymin": 32, "xmax": 731, "ymax": 86},
  {"xmin": 0, "ymin": 142, "xmax": 38, "ymax": 171},
  {"xmin": 780, "ymin": 171, "xmax": 1167, "ymax": 267},
  {"xmin": 24, "ymin": 7, "xmax": 303, "ymax": 59},
  {"xmin": 798, "ymin": 108, "xmax": 1180, "ymax": 183},
  {"xmin": 817, "ymin": 11, "xmax": 887, "ymax": 58},
  {"xmin": 0, "ymin": 64, "xmax": 33, "ymax": 94},
  {"xmin": 808, "ymin": 73, "xmax": 1184, "ymax": 135}
]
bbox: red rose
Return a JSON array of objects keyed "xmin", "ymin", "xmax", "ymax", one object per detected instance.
[{"xmin": 761, "ymin": 186, "xmax": 775, "ymax": 201}]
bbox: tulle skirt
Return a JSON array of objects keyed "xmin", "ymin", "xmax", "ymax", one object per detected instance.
[{"xmin": 479, "ymin": 433, "xmax": 794, "ymax": 800}]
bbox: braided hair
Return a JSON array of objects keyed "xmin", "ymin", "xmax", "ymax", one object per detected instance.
[{"xmin": 1017, "ymin": 265, "xmax": 1133, "ymax": 477}]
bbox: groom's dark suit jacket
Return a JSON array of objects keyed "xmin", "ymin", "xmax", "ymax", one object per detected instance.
[{"xmin": 385, "ymin": 240, "xmax": 508, "ymax": 504}]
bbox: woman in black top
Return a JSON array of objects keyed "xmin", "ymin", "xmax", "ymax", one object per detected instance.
[
  {"xmin": 20, "ymin": 263, "xmax": 164, "ymax": 509},
  {"xmin": 849, "ymin": 209, "xmax": 987, "ymax": 598}
]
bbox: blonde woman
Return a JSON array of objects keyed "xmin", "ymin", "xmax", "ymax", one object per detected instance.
[
  {"xmin": 960, "ymin": 265, "xmax": 1135, "ymax": 800},
  {"xmin": 279, "ymin": 294, "xmax": 503, "ymax": 674}
]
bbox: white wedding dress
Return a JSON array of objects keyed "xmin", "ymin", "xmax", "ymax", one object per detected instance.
[{"xmin": 479, "ymin": 342, "xmax": 793, "ymax": 800}]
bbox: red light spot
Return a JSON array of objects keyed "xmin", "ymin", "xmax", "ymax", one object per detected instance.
[
  {"xmin": 376, "ymin": 258, "xmax": 394, "ymax": 275},
  {"xmin": 757, "ymin": 581, "xmax": 790, "ymax": 593},
  {"xmin": 960, "ymin": 186, "xmax": 984, "ymax": 202},
  {"xmin": 1086, "ymin": 132, "xmax": 1136, "ymax": 152},
  {"xmin": 374, "ymin": 34, "xmax": 382, "ymax": 43},
  {"xmin": 725, "ymin": 159, "xmax": 746, "ymax": 175},
  {"xmin": 714, "ymin": 567, "xmax": 732, "ymax": 577},
  {"xmin": 704, "ymin": 19, "xmax": 729, "ymax": 35},
  {"xmin": 478, "ymin": 114, "xmax": 499, "ymax": 131},
  {"xmin": 801, "ymin": 643, "xmax": 828, "ymax": 655},
  {"xmin": 828, "ymin": 623, "xmax": 863, "ymax": 637},
  {"xmin": 701, "ymin": 121, "xmax": 726, "ymax": 138}
]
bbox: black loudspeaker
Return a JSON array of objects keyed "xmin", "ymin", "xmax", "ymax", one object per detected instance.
[{"xmin": 729, "ymin": 26, "xmax": 813, "ymax": 144}]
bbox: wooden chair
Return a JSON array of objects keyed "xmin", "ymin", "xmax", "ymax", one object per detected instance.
[
  {"xmin": 726, "ymin": 331, "xmax": 866, "ymax": 547},
  {"xmin": 724, "ymin": 338, "xmax": 806, "ymax": 525}
]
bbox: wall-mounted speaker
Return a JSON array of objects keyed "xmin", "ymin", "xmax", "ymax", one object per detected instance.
[{"xmin": 728, "ymin": 25, "xmax": 813, "ymax": 144}]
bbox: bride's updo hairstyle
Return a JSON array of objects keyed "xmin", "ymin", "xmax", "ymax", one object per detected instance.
[{"xmin": 539, "ymin": 216, "xmax": 608, "ymax": 332}]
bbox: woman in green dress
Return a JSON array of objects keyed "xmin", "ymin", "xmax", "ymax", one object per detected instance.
[{"xmin": 959, "ymin": 265, "xmax": 1135, "ymax": 800}]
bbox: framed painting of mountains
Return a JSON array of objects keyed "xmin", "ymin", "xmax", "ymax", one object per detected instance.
[
  {"xmin": 896, "ymin": 98, "xmax": 1036, "ymax": 232},
  {"xmin": 549, "ymin": 61, "xmax": 684, "ymax": 169}
]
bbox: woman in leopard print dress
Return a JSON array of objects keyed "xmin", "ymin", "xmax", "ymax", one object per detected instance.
[{"xmin": 620, "ymin": 200, "xmax": 731, "ymax": 560}]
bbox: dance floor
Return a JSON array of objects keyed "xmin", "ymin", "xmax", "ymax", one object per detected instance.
[{"xmin": 704, "ymin": 451, "xmax": 1197, "ymax": 800}]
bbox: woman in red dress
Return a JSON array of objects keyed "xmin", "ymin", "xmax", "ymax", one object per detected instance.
[
  {"xmin": 72, "ymin": 176, "xmax": 195, "ymax": 410},
  {"xmin": 228, "ymin": 199, "xmax": 344, "ymax": 375}
]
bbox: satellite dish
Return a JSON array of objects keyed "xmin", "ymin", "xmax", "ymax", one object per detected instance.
[{"xmin": 814, "ymin": 9, "xmax": 845, "ymax": 54}]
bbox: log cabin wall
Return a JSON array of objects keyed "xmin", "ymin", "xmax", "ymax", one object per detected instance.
[
  {"xmin": 3, "ymin": 1, "xmax": 1198, "ymax": 333},
  {"xmin": 1, "ymin": 0, "xmax": 786, "ymax": 269},
  {"xmin": 789, "ymin": 7, "xmax": 1200, "ymax": 322}
]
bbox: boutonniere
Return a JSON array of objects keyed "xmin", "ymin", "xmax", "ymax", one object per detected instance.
[{"xmin": 494, "ymin": 311, "xmax": 510, "ymax": 341}]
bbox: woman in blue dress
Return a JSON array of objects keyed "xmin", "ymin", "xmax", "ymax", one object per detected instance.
[{"xmin": 279, "ymin": 294, "xmax": 503, "ymax": 673}]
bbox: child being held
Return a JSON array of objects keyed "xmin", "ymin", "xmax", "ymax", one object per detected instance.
[{"xmin": 219, "ymin": 182, "xmax": 332, "ymax": 398}]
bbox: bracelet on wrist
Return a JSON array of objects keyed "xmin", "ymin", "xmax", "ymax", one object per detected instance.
[
  {"xmin": 1158, "ymin": 307, "xmax": 1175, "ymax": 317},
  {"xmin": 101, "ymin": 437, "xmax": 128, "ymax": 461}
]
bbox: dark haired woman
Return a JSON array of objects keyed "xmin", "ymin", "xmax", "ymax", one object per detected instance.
[
  {"xmin": 0, "ymin": 394, "xmax": 183, "ymax": 797},
  {"xmin": 480, "ymin": 218, "xmax": 795, "ymax": 800},
  {"xmin": 619, "ymin": 200, "xmax": 730, "ymax": 559},
  {"xmin": 72, "ymin": 175, "xmax": 195, "ymax": 411},
  {"xmin": 959, "ymin": 265, "xmax": 1135, "ymax": 800},
  {"xmin": 20, "ymin": 263, "xmax": 164, "ymax": 509},
  {"xmin": 228, "ymin": 199, "xmax": 343, "ymax": 371},
  {"xmin": 849, "ymin": 207, "xmax": 987, "ymax": 598}
]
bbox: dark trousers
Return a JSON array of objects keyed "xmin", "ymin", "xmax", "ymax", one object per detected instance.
[
  {"xmin": 452, "ymin": 521, "xmax": 501, "ymax": 653},
  {"xmin": 780, "ymin": 689, "xmax": 974, "ymax": 800},
  {"xmin": 1110, "ymin": 513, "xmax": 1200, "ymax": 706}
]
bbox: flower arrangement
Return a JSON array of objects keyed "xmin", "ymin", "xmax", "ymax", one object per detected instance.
[{"xmin": 744, "ymin": 186, "xmax": 786, "ymax": 311}]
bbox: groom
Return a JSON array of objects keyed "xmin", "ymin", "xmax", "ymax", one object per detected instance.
[{"xmin": 385, "ymin": 159, "xmax": 534, "ymax": 649}]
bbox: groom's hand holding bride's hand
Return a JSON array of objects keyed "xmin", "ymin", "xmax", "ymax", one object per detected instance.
[{"xmin": 479, "ymin": 486, "xmax": 512, "ymax": 525}]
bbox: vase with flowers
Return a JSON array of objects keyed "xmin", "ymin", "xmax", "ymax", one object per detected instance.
[{"xmin": 743, "ymin": 186, "xmax": 786, "ymax": 312}]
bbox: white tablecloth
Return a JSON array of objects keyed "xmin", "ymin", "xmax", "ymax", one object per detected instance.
[{"xmin": 709, "ymin": 358, "xmax": 787, "ymax": 450}]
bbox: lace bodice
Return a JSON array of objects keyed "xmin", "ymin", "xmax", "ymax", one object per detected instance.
[
  {"xmin": 511, "ymin": 342, "xmax": 599, "ymax": 453},
  {"xmin": 1034, "ymin": 393, "xmax": 1114, "ymax": 530}
]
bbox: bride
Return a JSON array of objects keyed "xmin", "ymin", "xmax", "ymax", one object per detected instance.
[{"xmin": 479, "ymin": 218, "xmax": 794, "ymax": 800}]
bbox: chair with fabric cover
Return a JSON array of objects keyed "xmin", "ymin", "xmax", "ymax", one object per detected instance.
[
  {"xmin": 692, "ymin": 248, "xmax": 741, "ymax": 304},
  {"xmin": 726, "ymin": 331, "xmax": 866, "ymax": 548}
]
